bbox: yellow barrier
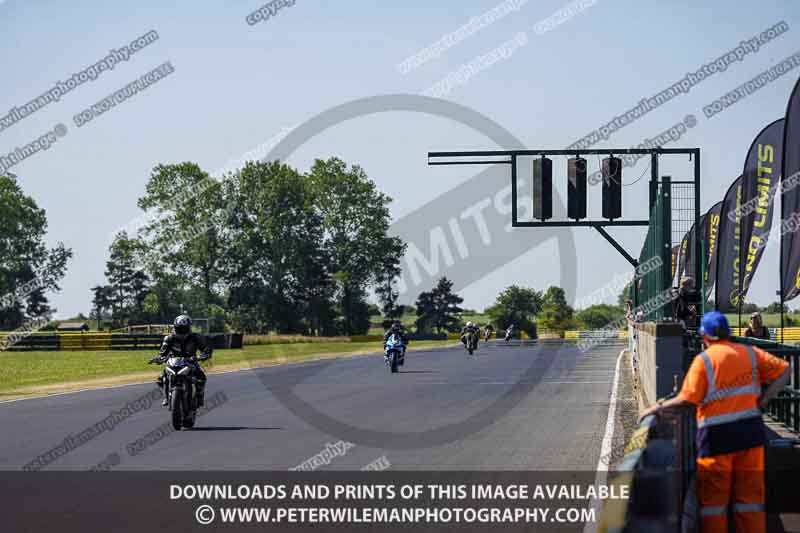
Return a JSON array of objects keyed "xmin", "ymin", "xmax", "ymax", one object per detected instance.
[
  {"xmin": 58, "ymin": 333, "xmax": 112, "ymax": 351},
  {"xmin": 350, "ymin": 335, "xmax": 385, "ymax": 343},
  {"xmin": 563, "ymin": 330, "xmax": 627, "ymax": 339}
]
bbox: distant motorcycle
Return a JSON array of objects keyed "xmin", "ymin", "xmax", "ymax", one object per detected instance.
[
  {"xmin": 505, "ymin": 328, "xmax": 514, "ymax": 342},
  {"xmin": 384, "ymin": 334, "xmax": 405, "ymax": 373},
  {"xmin": 149, "ymin": 353, "xmax": 209, "ymax": 430},
  {"xmin": 484, "ymin": 328, "xmax": 492, "ymax": 343}
]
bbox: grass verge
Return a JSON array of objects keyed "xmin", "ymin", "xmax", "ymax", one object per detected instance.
[{"xmin": 0, "ymin": 340, "xmax": 454, "ymax": 399}]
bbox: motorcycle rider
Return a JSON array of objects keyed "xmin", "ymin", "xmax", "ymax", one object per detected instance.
[
  {"xmin": 461, "ymin": 321, "xmax": 481, "ymax": 348},
  {"xmin": 483, "ymin": 323, "xmax": 495, "ymax": 341},
  {"xmin": 383, "ymin": 321, "xmax": 409, "ymax": 364},
  {"xmin": 154, "ymin": 315, "xmax": 213, "ymax": 407}
]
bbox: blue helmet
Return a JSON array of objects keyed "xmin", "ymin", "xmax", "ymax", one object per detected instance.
[{"xmin": 699, "ymin": 311, "xmax": 730, "ymax": 340}]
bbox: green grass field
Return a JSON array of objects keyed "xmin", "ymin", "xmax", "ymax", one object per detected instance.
[{"xmin": 0, "ymin": 340, "xmax": 453, "ymax": 396}]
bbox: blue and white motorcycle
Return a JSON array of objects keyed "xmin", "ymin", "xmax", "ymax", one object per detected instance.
[{"xmin": 384, "ymin": 334, "xmax": 405, "ymax": 373}]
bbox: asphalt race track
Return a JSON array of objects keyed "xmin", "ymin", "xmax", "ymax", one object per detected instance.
[{"xmin": 0, "ymin": 340, "xmax": 625, "ymax": 471}]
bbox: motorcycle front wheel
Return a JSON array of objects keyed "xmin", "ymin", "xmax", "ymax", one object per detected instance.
[{"xmin": 170, "ymin": 390, "xmax": 183, "ymax": 431}]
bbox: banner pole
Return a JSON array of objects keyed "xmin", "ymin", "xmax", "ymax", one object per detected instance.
[{"xmin": 781, "ymin": 169, "xmax": 785, "ymax": 344}]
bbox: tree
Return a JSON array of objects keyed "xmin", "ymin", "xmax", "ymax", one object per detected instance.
[
  {"xmin": 307, "ymin": 158, "xmax": 402, "ymax": 335},
  {"xmin": 575, "ymin": 304, "xmax": 624, "ymax": 330},
  {"xmin": 103, "ymin": 232, "xmax": 150, "ymax": 326},
  {"xmin": 415, "ymin": 277, "xmax": 463, "ymax": 334},
  {"xmin": 222, "ymin": 161, "xmax": 336, "ymax": 334},
  {"xmin": 137, "ymin": 162, "xmax": 226, "ymax": 315},
  {"xmin": 538, "ymin": 286, "xmax": 575, "ymax": 333},
  {"xmin": 90, "ymin": 285, "xmax": 114, "ymax": 330},
  {"xmin": 0, "ymin": 175, "xmax": 72, "ymax": 329},
  {"xmin": 414, "ymin": 290, "xmax": 436, "ymax": 334},
  {"xmin": 374, "ymin": 238, "xmax": 408, "ymax": 329},
  {"xmin": 486, "ymin": 285, "xmax": 542, "ymax": 331},
  {"xmin": 764, "ymin": 302, "xmax": 788, "ymax": 314}
]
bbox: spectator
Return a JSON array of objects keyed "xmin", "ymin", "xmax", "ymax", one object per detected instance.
[
  {"xmin": 744, "ymin": 312, "xmax": 770, "ymax": 340},
  {"xmin": 641, "ymin": 311, "xmax": 790, "ymax": 533},
  {"xmin": 623, "ymin": 299, "xmax": 634, "ymax": 322},
  {"xmin": 672, "ymin": 276, "xmax": 699, "ymax": 329}
]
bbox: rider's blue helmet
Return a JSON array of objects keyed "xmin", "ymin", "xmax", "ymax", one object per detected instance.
[{"xmin": 699, "ymin": 311, "xmax": 730, "ymax": 341}]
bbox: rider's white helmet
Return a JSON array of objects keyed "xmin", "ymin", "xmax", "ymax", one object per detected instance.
[{"xmin": 467, "ymin": 321, "xmax": 475, "ymax": 328}]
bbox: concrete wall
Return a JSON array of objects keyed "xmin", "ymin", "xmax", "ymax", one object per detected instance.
[{"xmin": 631, "ymin": 321, "xmax": 686, "ymax": 406}]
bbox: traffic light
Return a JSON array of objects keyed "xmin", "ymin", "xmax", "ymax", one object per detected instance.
[
  {"xmin": 567, "ymin": 157, "xmax": 587, "ymax": 220},
  {"xmin": 533, "ymin": 156, "xmax": 552, "ymax": 221},
  {"xmin": 602, "ymin": 156, "xmax": 622, "ymax": 220}
]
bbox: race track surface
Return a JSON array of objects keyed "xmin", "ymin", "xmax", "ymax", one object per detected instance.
[{"xmin": 0, "ymin": 340, "xmax": 624, "ymax": 471}]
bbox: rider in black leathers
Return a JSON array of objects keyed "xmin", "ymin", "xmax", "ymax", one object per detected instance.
[
  {"xmin": 155, "ymin": 315, "xmax": 213, "ymax": 406},
  {"xmin": 383, "ymin": 321, "xmax": 410, "ymax": 345},
  {"xmin": 461, "ymin": 321, "xmax": 480, "ymax": 348}
]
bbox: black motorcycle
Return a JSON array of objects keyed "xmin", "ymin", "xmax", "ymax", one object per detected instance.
[
  {"xmin": 465, "ymin": 331, "xmax": 479, "ymax": 355},
  {"xmin": 149, "ymin": 353, "xmax": 209, "ymax": 430}
]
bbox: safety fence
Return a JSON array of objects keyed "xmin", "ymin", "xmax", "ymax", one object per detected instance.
[
  {"xmin": 636, "ymin": 177, "xmax": 674, "ymax": 320},
  {"xmin": 684, "ymin": 330, "xmax": 799, "ymax": 433},
  {"xmin": 635, "ymin": 176, "xmax": 701, "ymax": 321},
  {"xmin": 732, "ymin": 335, "xmax": 800, "ymax": 434}
]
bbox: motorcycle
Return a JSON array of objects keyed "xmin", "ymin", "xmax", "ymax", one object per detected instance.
[
  {"xmin": 465, "ymin": 331, "xmax": 479, "ymax": 355},
  {"xmin": 384, "ymin": 334, "xmax": 405, "ymax": 373},
  {"xmin": 149, "ymin": 353, "xmax": 209, "ymax": 430},
  {"xmin": 505, "ymin": 328, "xmax": 514, "ymax": 342},
  {"xmin": 484, "ymin": 328, "xmax": 492, "ymax": 343}
]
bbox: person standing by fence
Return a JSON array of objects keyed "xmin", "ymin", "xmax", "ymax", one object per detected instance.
[
  {"xmin": 641, "ymin": 311, "xmax": 791, "ymax": 533},
  {"xmin": 744, "ymin": 312, "xmax": 770, "ymax": 340}
]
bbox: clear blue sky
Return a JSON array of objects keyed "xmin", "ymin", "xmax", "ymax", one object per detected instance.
[{"xmin": 1, "ymin": 0, "xmax": 799, "ymax": 318}]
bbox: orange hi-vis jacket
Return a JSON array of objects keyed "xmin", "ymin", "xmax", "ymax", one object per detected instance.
[{"xmin": 678, "ymin": 340, "xmax": 789, "ymax": 457}]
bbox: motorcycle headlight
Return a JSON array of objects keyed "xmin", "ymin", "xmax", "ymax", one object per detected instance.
[
  {"xmin": 165, "ymin": 368, "xmax": 176, "ymax": 375},
  {"xmin": 178, "ymin": 366, "xmax": 190, "ymax": 375}
]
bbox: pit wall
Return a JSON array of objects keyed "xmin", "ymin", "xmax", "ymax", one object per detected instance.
[{"xmin": 630, "ymin": 321, "xmax": 686, "ymax": 409}]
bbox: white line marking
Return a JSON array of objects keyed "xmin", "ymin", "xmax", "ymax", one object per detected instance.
[{"xmin": 583, "ymin": 348, "xmax": 624, "ymax": 533}]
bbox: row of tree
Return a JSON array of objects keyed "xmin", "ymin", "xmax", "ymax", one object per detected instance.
[
  {"xmin": 91, "ymin": 158, "xmax": 405, "ymax": 335},
  {"xmin": 0, "ymin": 163, "xmax": 631, "ymax": 336},
  {"xmin": 411, "ymin": 278, "xmax": 626, "ymax": 334}
]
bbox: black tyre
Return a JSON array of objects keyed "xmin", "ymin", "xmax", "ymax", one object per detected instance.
[
  {"xmin": 390, "ymin": 352, "xmax": 398, "ymax": 373},
  {"xmin": 170, "ymin": 391, "xmax": 183, "ymax": 431},
  {"xmin": 183, "ymin": 411, "xmax": 196, "ymax": 429}
]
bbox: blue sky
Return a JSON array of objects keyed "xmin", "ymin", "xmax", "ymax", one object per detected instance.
[{"xmin": 1, "ymin": 0, "xmax": 799, "ymax": 317}]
